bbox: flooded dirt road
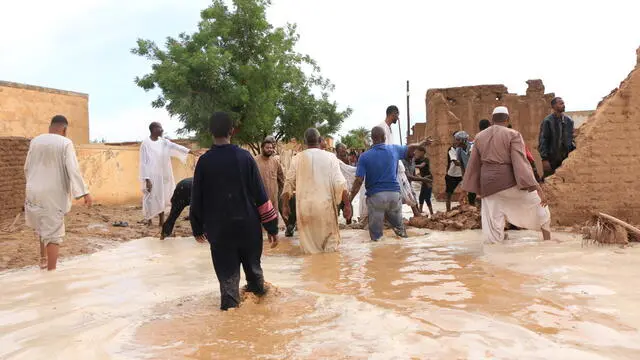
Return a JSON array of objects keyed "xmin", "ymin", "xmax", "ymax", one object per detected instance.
[{"xmin": 2, "ymin": 229, "xmax": 640, "ymax": 359}]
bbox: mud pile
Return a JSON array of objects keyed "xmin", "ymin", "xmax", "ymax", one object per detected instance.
[{"xmin": 407, "ymin": 204, "xmax": 481, "ymax": 231}]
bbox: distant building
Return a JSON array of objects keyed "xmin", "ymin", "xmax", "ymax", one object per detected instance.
[{"xmin": 0, "ymin": 81, "xmax": 89, "ymax": 144}]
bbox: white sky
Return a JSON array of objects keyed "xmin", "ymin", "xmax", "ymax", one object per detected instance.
[{"xmin": 1, "ymin": 0, "xmax": 638, "ymax": 144}]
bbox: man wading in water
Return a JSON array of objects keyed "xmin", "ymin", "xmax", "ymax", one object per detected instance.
[{"xmin": 190, "ymin": 112, "xmax": 279, "ymax": 310}]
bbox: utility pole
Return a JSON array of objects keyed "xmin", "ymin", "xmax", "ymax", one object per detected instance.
[{"xmin": 406, "ymin": 80, "xmax": 411, "ymax": 145}]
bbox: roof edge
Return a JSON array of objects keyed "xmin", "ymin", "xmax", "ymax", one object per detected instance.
[{"xmin": 0, "ymin": 80, "xmax": 88, "ymax": 98}]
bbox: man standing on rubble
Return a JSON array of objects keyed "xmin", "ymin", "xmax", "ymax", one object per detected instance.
[
  {"xmin": 538, "ymin": 97, "xmax": 575, "ymax": 179},
  {"xmin": 462, "ymin": 106, "xmax": 551, "ymax": 244}
]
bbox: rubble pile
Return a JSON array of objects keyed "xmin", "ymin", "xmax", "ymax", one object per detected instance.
[{"xmin": 407, "ymin": 204, "xmax": 481, "ymax": 231}]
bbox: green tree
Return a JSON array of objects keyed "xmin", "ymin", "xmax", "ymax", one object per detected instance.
[
  {"xmin": 340, "ymin": 126, "xmax": 371, "ymax": 149},
  {"xmin": 132, "ymin": 0, "xmax": 351, "ymax": 154}
]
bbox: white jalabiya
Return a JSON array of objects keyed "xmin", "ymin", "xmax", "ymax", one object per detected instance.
[
  {"xmin": 338, "ymin": 161, "xmax": 366, "ymax": 219},
  {"xmin": 24, "ymin": 134, "xmax": 89, "ymax": 245},
  {"xmin": 378, "ymin": 121, "xmax": 417, "ymax": 207},
  {"xmin": 481, "ymin": 186, "xmax": 551, "ymax": 244},
  {"xmin": 283, "ymin": 149, "xmax": 347, "ymax": 254},
  {"xmin": 139, "ymin": 137, "xmax": 189, "ymax": 220}
]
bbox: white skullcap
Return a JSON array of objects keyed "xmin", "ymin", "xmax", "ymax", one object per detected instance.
[{"xmin": 492, "ymin": 106, "xmax": 509, "ymax": 115}]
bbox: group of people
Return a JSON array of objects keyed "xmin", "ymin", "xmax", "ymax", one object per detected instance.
[{"xmin": 23, "ymin": 96, "xmax": 575, "ymax": 311}]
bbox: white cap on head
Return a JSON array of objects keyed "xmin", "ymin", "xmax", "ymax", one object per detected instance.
[{"xmin": 492, "ymin": 106, "xmax": 509, "ymax": 115}]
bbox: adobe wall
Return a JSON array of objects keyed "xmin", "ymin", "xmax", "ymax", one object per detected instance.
[
  {"xmin": 424, "ymin": 80, "xmax": 555, "ymax": 199},
  {"xmin": 76, "ymin": 144, "xmax": 198, "ymax": 205},
  {"xmin": 0, "ymin": 137, "xmax": 30, "ymax": 220},
  {"xmin": 0, "ymin": 140, "xmax": 199, "ymax": 221},
  {"xmin": 545, "ymin": 49, "xmax": 640, "ymax": 225},
  {"xmin": 0, "ymin": 81, "xmax": 89, "ymax": 144}
]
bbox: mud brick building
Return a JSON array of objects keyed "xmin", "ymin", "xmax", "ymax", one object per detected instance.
[
  {"xmin": 424, "ymin": 80, "xmax": 554, "ymax": 199},
  {"xmin": 0, "ymin": 137, "xmax": 31, "ymax": 220},
  {"xmin": 545, "ymin": 48, "xmax": 640, "ymax": 225}
]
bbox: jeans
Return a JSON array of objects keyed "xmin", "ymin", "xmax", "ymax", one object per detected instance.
[{"xmin": 366, "ymin": 191, "xmax": 404, "ymax": 241}]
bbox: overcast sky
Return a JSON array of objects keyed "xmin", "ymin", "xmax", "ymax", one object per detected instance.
[{"xmin": 1, "ymin": 0, "xmax": 638, "ymax": 144}]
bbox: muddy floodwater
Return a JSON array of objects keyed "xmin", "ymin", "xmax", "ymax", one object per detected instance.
[{"xmin": 2, "ymin": 229, "xmax": 640, "ymax": 359}]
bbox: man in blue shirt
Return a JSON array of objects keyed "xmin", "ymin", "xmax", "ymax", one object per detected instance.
[{"xmin": 348, "ymin": 126, "xmax": 429, "ymax": 241}]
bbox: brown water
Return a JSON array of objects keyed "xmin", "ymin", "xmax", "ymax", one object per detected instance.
[{"xmin": 2, "ymin": 229, "xmax": 640, "ymax": 359}]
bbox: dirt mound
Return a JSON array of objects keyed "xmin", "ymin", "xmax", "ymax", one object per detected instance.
[{"xmin": 407, "ymin": 204, "xmax": 481, "ymax": 231}]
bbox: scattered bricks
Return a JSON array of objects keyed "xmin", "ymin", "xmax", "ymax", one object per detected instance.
[
  {"xmin": 0, "ymin": 137, "xmax": 30, "ymax": 221},
  {"xmin": 407, "ymin": 204, "xmax": 481, "ymax": 231},
  {"xmin": 545, "ymin": 47, "xmax": 640, "ymax": 226}
]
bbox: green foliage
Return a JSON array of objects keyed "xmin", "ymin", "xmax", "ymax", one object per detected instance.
[
  {"xmin": 340, "ymin": 126, "xmax": 371, "ymax": 149},
  {"xmin": 132, "ymin": 0, "xmax": 351, "ymax": 153}
]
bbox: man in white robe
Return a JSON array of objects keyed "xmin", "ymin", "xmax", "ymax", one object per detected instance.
[
  {"xmin": 281, "ymin": 128, "xmax": 351, "ymax": 254},
  {"xmin": 24, "ymin": 115, "xmax": 92, "ymax": 270},
  {"xmin": 379, "ymin": 105, "xmax": 423, "ymax": 217},
  {"xmin": 139, "ymin": 122, "xmax": 195, "ymax": 230}
]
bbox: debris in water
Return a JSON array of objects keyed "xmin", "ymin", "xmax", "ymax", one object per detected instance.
[
  {"xmin": 581, "ymin": 213, "xmax": 640, "ymax": 246},
  {"xmin": 407, "ymin": 204, "xmax": 481, "ymax": 231}
]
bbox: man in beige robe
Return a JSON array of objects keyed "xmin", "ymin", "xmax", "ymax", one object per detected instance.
[
  {"xmin": 24, "ymin": 115, "xmax": 92, "ymax": 270},
  {"xmin": 281, "ymin": 128, "xmax": 351, "ymax": 254},
  {"xmin": 462, "ymin": 106, "xmax": 551, "ymax": 244},
  {"xmin": 254, "ymin": 136, "xmax": 285, "ymax": 226}
]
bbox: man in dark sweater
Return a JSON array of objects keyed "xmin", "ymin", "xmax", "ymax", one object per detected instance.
[
  {"xmin": 190, "ymin": 112, "xmax": 279, "ymax": 311},
  {"xmin": 160, "ymin": 177, "xmax": 193, "ymax": 239},
  {"xmin": 538, "ymin": 97, "xmax": 576, "ymax": 179}
]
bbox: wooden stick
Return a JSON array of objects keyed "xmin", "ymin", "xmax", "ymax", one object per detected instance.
[{"xmin": 598, "ymin": 212, "xmax": 640, "ymax": 236}]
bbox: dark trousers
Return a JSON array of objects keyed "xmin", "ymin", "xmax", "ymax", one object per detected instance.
[
  {"xmin": 419, "ymin": 185, "xmax": 433, "ymax": 207},
  {"xmin": 161, "ymin": 199, "xmax": 189, "ymax": 237},
  {"xmin": 542, "ymin": 158, "xmax": 565, "ymax": 179},
  {"xmin": 280, "ymin": 196, "xmax": 296, "ymax": 228},
  {"xmin": 467, "ymin": 192, "xmax": 477, "ymax": 205},
  {"xmin": 210, "ymin": 231, "xmax": 265, "ymax": 311}
]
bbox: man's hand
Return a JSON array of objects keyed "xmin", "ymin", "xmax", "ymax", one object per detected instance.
[
  {"xmin": 195, "ymin": 234, "xmax": 207, "ymax": 243},
  {"xmin": 268, "ymin": 233, "xmax": 278, "ymax": 248},
  {"xmin": 536, "ymin": 186, "xmax": 548, "ymax": 207},
  {"xmin": 83, "ymin": 194, "xmax": 93, "ymax": 208},
  {"xmin": 145, "ymin": 179, "xmax": 153, "ymax": 193},
  {"xmin": 420, "ymin": 137, "xmax": 433, "ymax": 146},
  {"xmin": 343, "ymin": 202, "xmax": 353, "ymax": 222},
  {"xmin": 542, "ymin": 160, "xmax": 552, "ymax": 174}
]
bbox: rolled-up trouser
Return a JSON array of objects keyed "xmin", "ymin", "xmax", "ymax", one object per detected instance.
[
  {"xmin": 366, "ymin": 191, "xmax": 404, "ymax": 241},
  {"xmin": 481, "ymin": 186, "xmax": 551, "ymax": 244}
]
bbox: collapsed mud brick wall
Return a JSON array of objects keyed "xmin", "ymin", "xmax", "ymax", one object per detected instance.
[
  {"xmin": 0, "ymin": 81, "xmax": 89, "ymax": 144},
  {"xmin": 545, "ymin": 47, "xmax": 640, "ymax": 226},
  {"xmin": 424, "ymin": 81, "xmax": 555, "ymax": 200},
  {"xmin": 0, "ymin": 137, "xmax": 30, "ymax": 221}
]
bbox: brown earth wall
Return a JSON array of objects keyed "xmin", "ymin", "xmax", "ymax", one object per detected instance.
[
  {"xmin": 0, "ymin": 81, "xmax": 89, "ymax": 144},
  {"xmin": 544, "ymin": 51, "xmax": 640, "ymax": 226},
  {"xmin": 0, "ymin": 137, "xmax": 30, "ymax": 220},
  {"xmin": 424, "ymin": 80, "xmax": 554, "ymax": 200}
]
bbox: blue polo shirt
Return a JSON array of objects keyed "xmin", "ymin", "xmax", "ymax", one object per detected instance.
[{"xmin": 356, "ymin": 143, "xmax": 408, "ymax": 196}]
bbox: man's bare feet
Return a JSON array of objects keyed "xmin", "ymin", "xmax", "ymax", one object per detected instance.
[{"xmin": 39, "ymin": 257, "xmax": 47, "ymax": 270}]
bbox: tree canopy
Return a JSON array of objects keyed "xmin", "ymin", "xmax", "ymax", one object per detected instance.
[
  {"xmin": 132, "ymin": 0, "xmax": 351, "ymax": 153},
  {"xmin": 339, "ymin": 126, "xmax": 371, "ymax": 150}
]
